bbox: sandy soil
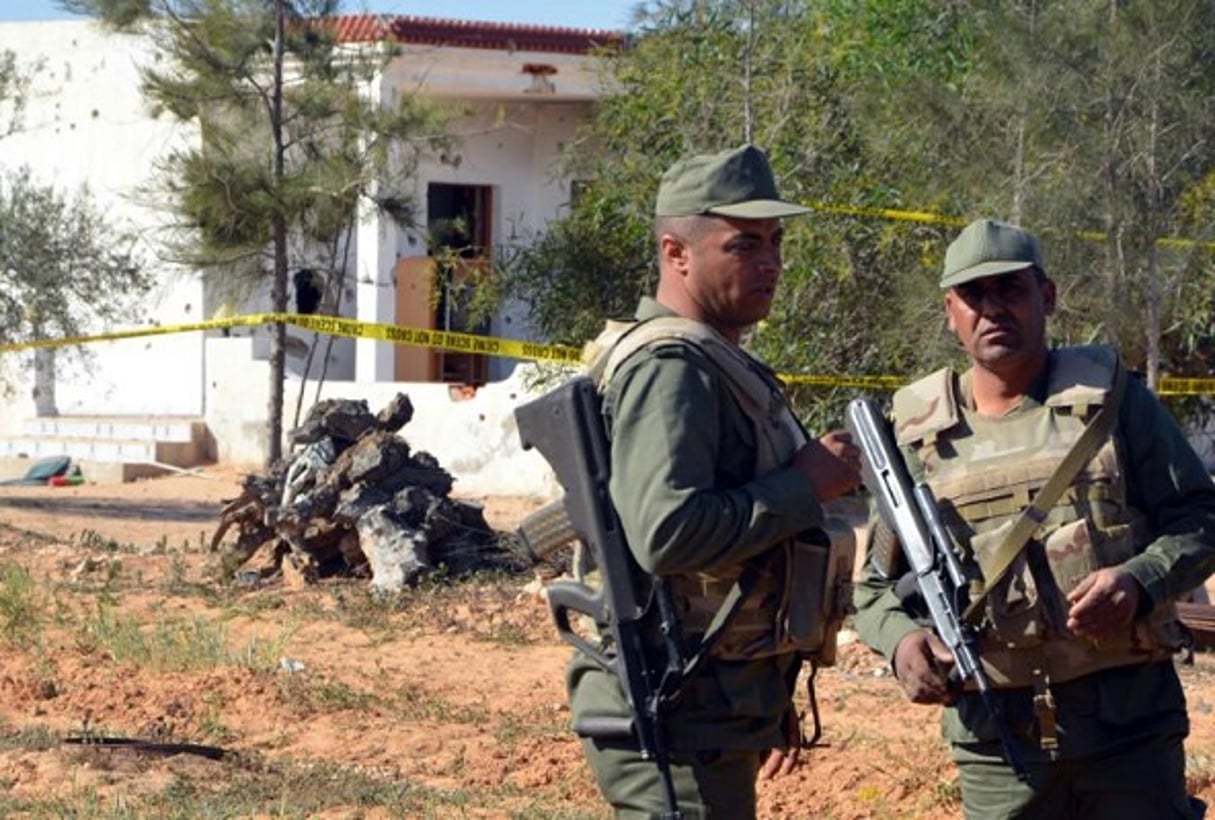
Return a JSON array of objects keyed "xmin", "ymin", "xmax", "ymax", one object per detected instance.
[{"xmin": 0, "ymin": 466, "xmax": 1211, "ymax": 818}]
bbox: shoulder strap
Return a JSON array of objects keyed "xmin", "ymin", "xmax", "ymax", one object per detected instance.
[
  {"xmin": 961, "ymin": 360, "xmax": 1129, "ymax": 622},
  {"xmin": 595, "ymin": 317, "xmax": 772, "ymax": 419},
  {"xmin": 892, "ymin": 367, "xmax": 961, "ymax": 447}
]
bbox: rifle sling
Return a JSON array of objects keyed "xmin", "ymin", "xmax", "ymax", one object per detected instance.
[
  {"xmin": 663, "ymin": 563, "xmax": 762, "ymax": 697},
  {"xmin": 960, "ymin": 362, "xmax": 1127, "ymax": 624}
]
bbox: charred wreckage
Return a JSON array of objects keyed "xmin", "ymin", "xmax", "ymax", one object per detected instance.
[{"xmin": 211, "ymin": 394, "xmax": 519, "ymax": 592}]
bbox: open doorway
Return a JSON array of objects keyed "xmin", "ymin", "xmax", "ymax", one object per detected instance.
[
  {"xmin": 428, "ymin": 183, "xmax": 492, "ymax": 385},
  {"xmin": 393, "ymin": 183, "xmax": 493, "ymax": 384}
]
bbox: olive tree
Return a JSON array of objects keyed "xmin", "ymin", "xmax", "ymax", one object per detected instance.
[{"xmin": 0, "ymin": 168, "xmax": 153, "ymax": 403}]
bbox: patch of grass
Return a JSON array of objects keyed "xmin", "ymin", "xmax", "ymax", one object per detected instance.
[
  {"xmin": 70, "ymin": 529, "xmax": 127, "ymax": 553},
  {"xmin": 165, "ymin": 551, "xmax": 188, "ymax": 587},
  {"xmin": 0, "ymin": 789, "xmax": 111, "ymax": 819},
  {"xmin": 930, "ymin": 774, "xmax": 963, "ymax": 807},
  {"xmin": 0, "ymin": 523, "xmax": 56, "ymax": 548},
  {"xmin": 508, "ymin": 805, "xmax": 608, "ymax": 820},
  {"xmin": 157, "ymin": 552, "xmax": 223, "ymax": 602},
  {"xmin": 0, "ymin": 721, "xmax": 60, "ymax": 752},
  {"xmin": 59, "ymin": 554, "xmax": 125, "ymax": 593},
  {"xmin": 224, "ymin": 593, "xmax": 288, "ymax": 618},
  {"xmin": 0, "ymin": 758, "xmax": 438, "ymax": 818},
  {"xmin": 484, "ymin": 620, "xmax": 532, "ymax": 647},
  {"xmin": 276, "ymin": 673, "xmax": 379, "ymax": 715},
  {"xmin": 330, "ymin": 584, "xmax": 409, "ymax": 631},
  {"xmin": 1188, "ymin": 747, "xmax": 1215, "ymax": 795},
  {"xmin": 75, "ymin": 599, "xmax": 292, "ymax": 672},
  {"xmin": 860, "ymin": 736, "xmax": 959, "ymax": 817},
  {"xmin": 391, "ymin": 683, "xmax": 490, "ymax": 725},
  {"xmin": 493, "ymin": 707, "xmax": 567, "ymax": 744},
  {"xmin": 0, "ymin": 562, "xmax": 44, "ymax": 647},
  {"xmin": 198, "ymin": 699, "xmax": 238, "ymax": 745}
]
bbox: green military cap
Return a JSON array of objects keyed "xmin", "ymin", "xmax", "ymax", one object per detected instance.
[
  {"xmin": 941, "ymin": 218, "xmax": 1046, "ymax": 289},
  {"xmin": 654, "ymin": 144, "xmax": 811, "ymax": 218}
]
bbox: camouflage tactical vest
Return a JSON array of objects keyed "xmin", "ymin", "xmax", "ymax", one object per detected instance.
[
  {"xmin": 590, "ymin": 317, "xmax": 855, "ymax": 664},
  {"xmin": 892, "ymin": 346, "xmax": 1184, "ymax": 687}
]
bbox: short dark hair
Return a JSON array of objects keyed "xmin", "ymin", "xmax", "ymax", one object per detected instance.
[{"xmin": 654, "ymin": 214, "xmax": 712, "ymax": 246}]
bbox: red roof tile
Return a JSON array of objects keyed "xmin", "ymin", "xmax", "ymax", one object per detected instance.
[
  {"xmin": 326, "ymin": 14, "xmax": 624, "ymax": 55},
  {"xmin": 327, "ymin": 14, "xmax": 391, "ymax": 43}
]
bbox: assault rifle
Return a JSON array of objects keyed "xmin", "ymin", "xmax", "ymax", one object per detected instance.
[
  {"xmin": 515, "ymin": 376, "xmax": 685, "ymax": 819},
  {"xmin": 845, "ymin": 397, "xmax": 1029, "ymax": 782}
]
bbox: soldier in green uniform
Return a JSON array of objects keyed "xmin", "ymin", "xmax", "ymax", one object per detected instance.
[
  {"xmin": 853, "ymin": 218, "xmax": 1215, "ymax": 818},
  {"xmin": 570, "ymin": 144, "xmax": 862, "ymax": 818}
]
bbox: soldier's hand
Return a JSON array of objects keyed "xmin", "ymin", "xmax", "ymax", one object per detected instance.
[
  {"xmin": 1066, "ymin": 566, "xmax": 1141, "ymax": 638},
  {"xmin": 759, "ymin": 709, "xmax": 801, "ymax": 780},
  {"xmin": 893, "ymin": 629, "xmax": 956, "ymax": 705},
  {"xmin": 759, "ymin": 745, "xmax": 798, "ymax": 780},
  {"xmin": 792, "ymin": 430, "xmax": 861, "ymax": 502}
]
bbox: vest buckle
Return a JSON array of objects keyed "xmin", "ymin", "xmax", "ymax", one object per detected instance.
[{"xmin": 1031, "ymin": 666, "xmax": 1059, "ymax": 755}]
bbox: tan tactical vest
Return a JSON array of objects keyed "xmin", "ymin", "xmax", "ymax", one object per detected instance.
[
  {"xmin": 589, "ymin": 317, "xmax": 855, "ymax": 664},
  {"xmin": 892, "ymin": 346, "xmax": 1184, "ymax": 687}
]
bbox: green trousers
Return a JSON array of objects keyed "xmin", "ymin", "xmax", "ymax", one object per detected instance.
[
  {"xmin": 581, "ymin": 738, "xmax": 764, "ymax": 819},
  {"xmin": 955, "ymin": 731, "xmax": 1202, "ymax": 819}
]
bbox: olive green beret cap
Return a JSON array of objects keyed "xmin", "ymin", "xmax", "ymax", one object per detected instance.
[
  {"xmin": 941, "ymin": 218, "xmax": 1046, "ymax": 289},
  {"xmin": 654, "ymin": 144, "xmax": 810, "ymax": 219}
]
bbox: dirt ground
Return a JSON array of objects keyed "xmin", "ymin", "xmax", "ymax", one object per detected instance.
[{"xmin": 0, "ymin": 465, "xmax": 1212, "ymax": 818}]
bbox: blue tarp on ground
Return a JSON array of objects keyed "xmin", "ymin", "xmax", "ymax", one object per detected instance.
[{"xmin": 0, "ymin": 455, "xmax": 71, "ymax": 486}]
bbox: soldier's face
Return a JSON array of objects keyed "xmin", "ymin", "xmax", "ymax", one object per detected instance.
[
  {"xmin": 945, "ymin": 268, "xmax": 1055, "ymax": 372},
  {"xmin": 676, "ymin": 215, "xmax": 784, "ymax": 342}
]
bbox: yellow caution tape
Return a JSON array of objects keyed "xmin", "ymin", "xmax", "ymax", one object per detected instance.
[
  {"xmin": 809, "ymin": 201, "xmax": 1215, "ymax": 250},
  {"xmin": 1072, "ymin": 230, "xmax": 1215, "ymax": 251},
  {"xmin": 8, "ymin": 312, "xmax": 1215, "ymax": 394},
  {"xmin": 782, "ymin": 373, "xmax": 907, "ymax": 390},
  {"xmin": 1158, "ymin": 377, "xmax": 1215, "ymax": 397},
  {"xmin": 0, "ymin": 312, "xmax": 585, "ymax": 364},
  {"xmin": 284, "ymin": 313, "xmax": 583, "ymax": 364},
  {"xmin": 0, "ymin": 315, "xmax": 263, "ymax": 352},
  {"xmin": 806, "ymin": 201, "xmax": 969, "ymax": 228}
]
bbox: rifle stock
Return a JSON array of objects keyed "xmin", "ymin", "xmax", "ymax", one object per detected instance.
[
  {"xmin": 846, "ymin": 397, "xmax": 1029, "ymax": 782},
  {"xmin": 515, "ymin": 498, "xmax": 577, "ymax": 564},
  {"xmin": 515, "ymin": 375, "xmax": 683, "ymax": 817}
]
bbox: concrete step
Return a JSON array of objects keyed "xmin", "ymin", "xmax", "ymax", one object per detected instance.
[
  {"xmin": 0, "ymin": 416, "xmax": 212, "ymax": 482},
  {"xmin": 0, "ymin": 436, "xmax": 204, "ymax": 464},
  {"xmin": 20, "ymin": 416, "xmax": 204, "ymax": 443}
]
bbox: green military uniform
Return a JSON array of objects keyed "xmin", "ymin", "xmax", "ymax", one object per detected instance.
[
  {"xmin": 854, "ymin": 348, "xmax": 1215, "ymax": 819},
  {"xmin": 570, "ymin": 297, "xmax": 827, "ymax": 818}
]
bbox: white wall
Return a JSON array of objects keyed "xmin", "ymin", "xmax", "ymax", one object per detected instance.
[
  {"xmin": 385, "ymin": 43, "xmax": 601, "ymax": 103},
  {"xmin": 0, "ymin": 20, "xmax": 205, "ymax": 420},
  {"xmin": 205, "ymin": 335, "xmax": 559, "ymax": 497},
  {"xmin": 407, "ymin": 101, "xmax": 589, "ymax": 383}
]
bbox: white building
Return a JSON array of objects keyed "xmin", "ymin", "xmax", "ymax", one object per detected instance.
[{"xmin": 0, "ymin": 14, "xmax": 622, "ymax": 495}]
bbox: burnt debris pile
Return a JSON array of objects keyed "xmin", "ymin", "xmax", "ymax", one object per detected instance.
[{"xmin": 211, "ymin": 394, "xmax": 519, "ymax": 592}]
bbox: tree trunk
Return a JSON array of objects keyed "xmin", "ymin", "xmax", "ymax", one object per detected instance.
[
  {"xmin": 1143, "ymin": 45, "xmax": 1164, "ymax": 392},
  {"xmin": 1101, "ymin": 0, "xmax": 1124, "ymax": 348},
  {"xmin": 265, "ymin": 0, "xmax": 287, "ymax": 467}
]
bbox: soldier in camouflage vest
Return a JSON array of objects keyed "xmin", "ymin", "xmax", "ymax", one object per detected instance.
[
  {"xmin": 568, "ymin": 144, "xmax": 862, "ymax": 818},
  {"xmin": 854, "ymin": 218, "xmax": 1215, "ymax": 819}
]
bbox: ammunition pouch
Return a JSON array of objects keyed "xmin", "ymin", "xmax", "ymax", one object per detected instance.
[
  {"xmin": 969, "ymin": 517, "xmax": 1186, "ymax": 687},
  {"xmin": 974, "ymin": 616, "xmax": 1186, "ymax": 689},
  {"xmin": 677, "ymin": 520, "xmax": 856, "ymax": 664},
  {"xmin": 785, "ymin": 520, "xmax": 857, "ymax": 667}
]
